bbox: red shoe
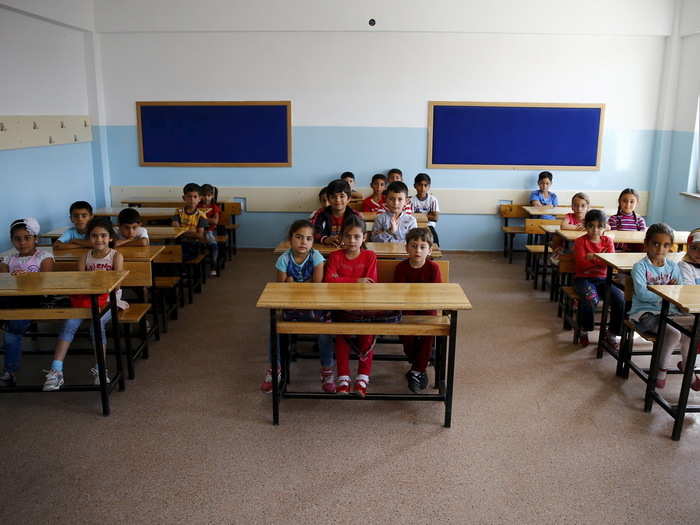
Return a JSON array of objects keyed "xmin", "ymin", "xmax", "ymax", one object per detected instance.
[
  {"xmin": 320, "ymin": 367, "xmax": 336, "ymax": 394},
  {"xmin": 579, "ymin": 333, "xmax": 590, "ymax": 347},
  {"xmin": 260, "ymin": 368, "xmax": 281, "ymax": 394},
  {"xmin": 655, "ymin": 369, "xmax": 667, "ymax": 389},
  {"xmin": 677, "ymin": 362, "xmax": 700, "ymax": 391},
  {"xmin": 336, "ymin": 376, "xmax": 350, "ymax": 395},
  {"xmin": 353, "ymin": 378, "xmax": 368, "ymax": 398}
]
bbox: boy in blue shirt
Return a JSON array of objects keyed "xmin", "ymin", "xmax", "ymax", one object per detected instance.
[
  {"xmin": 54, "ymin": 201, "xmax": 94, "ymax": 249},
  {"xmin": 529, "ymin": 171, "xmax": 558, "ymax": 220}
]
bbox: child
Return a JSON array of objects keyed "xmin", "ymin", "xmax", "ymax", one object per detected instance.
[
  {"xmin": 573, "ymin": 210, "xmax": 624, "ymax": 348},
  {"xmin": 54, "ymin": 201, "xmax": 94, "ymax": 249},
  {"xmin": 678, "ymin": 228, "xmax": 700, "ymax": 389},
  {"xmin": 608, "ymin": 188, "xmax": 646, "ymax": 232},
  {"xmin": 198, "ymin": 184, "xmax": 221, "ymax": 276},
  {"xmin": 362, "ymin": 174, "xmax": 386, "ymax": 212},
  {"xmin": 261, "ymin": 220, "xmax": 334, "ymax": 393},
  {"xmin": 171, "ymin": 182, "xmax": 208, "ymax": 261},
  {"xmin": 324, "ymin": 215, "xmax": 378, "ymax": 397},
  {"xmin": 115, "ymin": 208, "xmax": 149, "ymax": 247},
  {"xmin": 394, "ymin": 227, "xmax": 442, "ymax": 392},
  {"xmin": 529, "ymin": 171, "xmax": 558, "ymax": 220},
  {"xmin": 387, "ymin": 168, "xmax": 403, "ymax": 183},
  {"xmin": 0, "ymin": 218, "xmax": 54, "ymax": 387},
  {"xmin": 310, "ymin": 187, "xmax": 330, "ymax": 221},
  {"xmin": 628, "ymin": 223, "xmax": 694, "ymax": 389},
  {"xmin": 371, "ymin": 181, "xmax": 417, "ymax": 243},
  {"xmin": 410, "ymin": 173, "xmax": 441, "ymax": 246},
  {"xmin": 561, "ymin": 192, "xmax": 589, "ymax": 231},
  {"xmin": 43, "ymin": 217, "xmax": 129, "ymax": 391},
  {"xmin": 312, "ymin": 179, "xmax": 359, "ymax": 247},
  {"xmin": 340, "ymin": 172, "xmax": 363, "ymax": 200}
]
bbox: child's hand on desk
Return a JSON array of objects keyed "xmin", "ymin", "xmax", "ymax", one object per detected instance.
[
  {"xmin": 323, "ymin": 236, "xmax": 341, "ymax": 247},
  {"xmin": 10, "ymin": 270, "xmax": 27, "ymax": 276},
  {"xmin": 285, "ymin": 276, "xmax": 295, "ymax": 283},
  {"xmin": 357, "ymin": 277, "xmax": 374, "ymax": 284},
  {"xmin": 427, "ymin": 211, "xmax": 437, "ymax": 222}
]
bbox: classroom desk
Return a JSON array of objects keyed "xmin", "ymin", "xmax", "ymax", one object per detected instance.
[
  {"xmin": 41, "ymin": 226, "xmax": 188, "ymax": 244},
  {"xmin": 272, "ymin": 241, "xmax": 443, "ymax": 259},
  {"xmin": 360, "ymin": 211, "xmax": 429, "ymax": 225},
  {"xmin": 644, "ymin": 285, "xmax": 700, "ymax": 441},
  {"xmin": 256, "ymin": 282, "xmax": 472, "ymax": 426},
  {"xmin": 0, "ymin": 270, "xmax": 128, "ymax": 415},
  {"xmin": 594, "ymin": 252, "xmax": 686, "ymax": 368},
  {"xmin": 523, "ymin": 206, "xmax": 615, "ymax": 217},
  {"xmin": 95, "ymin": 207, "xmax": 176, "ymax": 221},
  {"xmin": 543, "ymin": 225, "xmax": 689, "ymax": 248}
]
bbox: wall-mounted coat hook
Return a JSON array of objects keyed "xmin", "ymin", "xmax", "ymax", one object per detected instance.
[
  {"xmin": 33, "ymin": 121, "xmax": 38, "ymax": 130},
  {"xmin": 0, "ymin": 122, "xmax": 5, "ymax": 132},
  {"xmin": 48, "ymin": 136, "xmax": 54, "ymax": 144},
  {"xmin": 73, "ymin": 134, "xmax": 78, "ymax": 142},
  {"xmin": 60, "ymin": 121, "xmax": 65, "ymax": 128}
]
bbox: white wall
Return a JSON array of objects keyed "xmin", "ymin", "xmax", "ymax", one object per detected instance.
[
  {"xmin": 95, "ymin": 0, "xmax": 672, "ymax": 36},
  {"xmin": 0, "ymin": 0, "xmax": 94, "ymax": 31}
]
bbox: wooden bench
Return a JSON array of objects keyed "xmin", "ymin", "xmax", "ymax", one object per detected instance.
[
  {"xmin": 118, "ymin": 303, "xmax": 155, "ymax": 380},
  {"xmin": 524, "ymin": 219, "xmax": 561, "ymax": 289},
  {"xmin": 499, "ymin": 204, "xmax": 529, "ymax": 264}
]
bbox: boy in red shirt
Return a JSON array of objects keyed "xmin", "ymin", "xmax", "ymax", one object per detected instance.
[
  {"xmin": 362, "ymin": 173, "xmax": 386, "ymax": 212},
  {"xmin": 393, "ymin": 227, "xmax": 442, "ymax": 392},
  {"xmin": 573, "ymin": 209, "xmax": 624, "ymax": 348}
]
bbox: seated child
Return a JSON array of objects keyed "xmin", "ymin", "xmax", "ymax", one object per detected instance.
[
  {"xmin": 529, "ymin": 171, "xmax": 558, "ymax": 219},
  {"xmin": 114, "ymin": 208, "xmax": 149, "ymax": 247},
  {"xmin": 608, "ymin": 188, "xmax": 646, "ymax": 252},
  {"xmin": 198, "ymin": 183, "xmax": 221, "ymax": 276},
  {"xmin": 362, "ymin": 174, "xmax": 386, "ymax": 212},
  {"xmin": 324, "ymin": 215, "xmax": 378, "ymax": 397},
  {"xmin": 387, "ymin": 168, "xmax": 403, "ymax": 184},
  {"xmin": 410, "ymin": 173, "xmax": 440, "ymax": 246},
  {"xmin": 43, "ymin": 217, "xmax": 129, "ymax": 391},
  {"xmin": 261, "ymin": 220, "xmax": 334, "ymax": 393},
  {"xmin": 312, "ymin": 179, "xmax": 359, "ymax": 247},
  {"xmin": 0, "ymin": 218, "xmax": 54, "ymax": 386},
  {"xmin": 340, "ymin": 171, "xmax": 363, "ymax": 200},
  {"xmin": 573, "ymin": 210, "xmax": 624, "ymax": 348},
  {"xmin": 371, "ymin": 181, "xmax": 417, "ymax": 243},
  {"xmin": 310, "ymin": 187, "xmax": 330, "ymax": 221},
  {"xmin": 171, "ymin": 182, "xmax": 208, "ymax": 261},
  {"xmin": 550, "ymin": 192, "xmax": 590, "ymax": 264},
  {"xmin": 394, "ymin": 227, "xmax": 442, "ymax": 392},
  {"xmin": 54, "ymin": 201, "xmax": 94, "ymax": 249},
  {"xmin": 628, "ymin": 223, "xmax": 698, "ymax": 389},
  {"xmin": 679, "ymin": 228, "xmax": 700, "ymax": 285}
]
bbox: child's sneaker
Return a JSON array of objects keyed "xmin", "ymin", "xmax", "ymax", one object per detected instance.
[
  {"xmin": 336, "ymin": 375, "xmax": 351, "ymax": 395},
  {"xmin": 210, "ymin": 269, "xmax": 217, "ymax": 277},
  {"xmin": 89, "ymin": 367, "xmax": 111, "ymax": 386},
  {"xmin": 579, "ymin": 332, "xmax": 590, "ymax": 347},
  {"xmin": 42, "ymin": 369, "xmax": 64, "ymax": 391},
  {"xmin": 677, "ymin": 361, "xmax": 700, "ymax": 391},
  {"xmin": 353, "ymin": 376, "xmax": 369, "ymax": 398},
  {"xmin": 260, "ymin": 368, "xmax": 281, "ymax": 394},
  {"xmin": 320, "ymin": 367, "xmax": 336, "ymax": 393},
  {"xmin": 603, "ymin": 333, "xmax": 620, "ymax": 351},
  {"xmin": 406, "ymin": 370, "xmax": 428, "ymax": 393},
  {"xmin": 0, "ymin": 371, "xmax": 16, "ymax": 387},
  {"xmin": 655, "ymin": 369, "xmax": 667, "ymax": 389}
]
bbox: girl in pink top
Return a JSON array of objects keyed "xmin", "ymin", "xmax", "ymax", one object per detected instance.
[{"xmin": 561, "ymin": 192, "xmax": 590, "ymax": 231}]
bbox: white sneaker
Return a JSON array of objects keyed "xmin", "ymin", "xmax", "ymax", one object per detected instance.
[
  {"xmin": 210, "ymin": 270, "xmax": 217, "ymax": 277},
  {"xmin": 89, "ymin": 367, "xmax": 111, "ymax": 386},
  {"xmin": 0, "ymin": 371, "xmax": 16, "ymax": 387},
  {"xmin": 42, "ymin": 369, "xmax": 64, "ymax": 391}
]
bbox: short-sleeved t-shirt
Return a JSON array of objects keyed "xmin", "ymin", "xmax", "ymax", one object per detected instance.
[
  {"xmin": 529, "ymin": 190, "xmax": 558, "ymax": 219},
  {"xmin": 2, "ymin": 249, "xmax": 53, "ymax": 273},
  {"xmin": 115, "ymin": 226, "xmax": 149, "ymax": 241},
  {"xmin": 275, "ymin": 249, "xmax": 324, "ymax": 282},
  {"xmin": 410, "ymin": 194, "xmax": 440, "ymax": 227},
  {"xmin": 172, "ymin": 208, "xmax": 208, "ymax": 231},
  {"xmin": 57, "ymin": 227, "xmax": 87, "ymax": 243}
]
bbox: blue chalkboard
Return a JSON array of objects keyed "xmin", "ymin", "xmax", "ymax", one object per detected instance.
[
  {"xmin": 137, "ymin": 101, "xmax": 291, "ymax": 166},
  {"xmin": 428, "ymin": 103, "xmax": 603, "ymax": 169}
]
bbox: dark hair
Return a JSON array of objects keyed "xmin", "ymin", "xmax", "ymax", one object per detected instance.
[
  {"xmin": 318, "ymin": 187, "xmax": 328, "ymax": 199},
  {"xmin": 10, "ymin": 220, "xmax": 31, "ymax": 237},
  {"xmin": 645, "ymin": 223, "xmax": 674, "ymax": 243},
  {"xmin": 584, "ymin": 209, "xmax": 607, "ymax": 227},
  {"xmin": 386, "ymin": 181, "xmax": 409, "ymax": 197},
  {"xmin": 70, "ymin": 201, "xmax": 93, "ymax": 215},
  {"xmin": 414, "ymin": 173, "xmax": 431, "ymax": 185},
  {"xmin": 183, "ymin": 182, "xmax": 201, "ymax": 195},
  {"xmin": 288, "ymin": 219, "xmax": 314, "ymax": 239},
  {"xmin": 371, "ymin": 173, "xmax": 387, "ymax": 185},
  {"xmin": 118, "ymin": 207, "xmax": 141, "ymax": 225},
  {"xmin": 200, "ymin": 184, "xmax": 217, "ymax": 202},
  {"xmin": 340, "ymin": 214, "xmax": 367, "ymax": 248},
  {"xmin": 538, "ymin": 171, "xmax": 553, "ymax": 183},
  {"xmin": 327, "ymin": 179, "xmax": 351, "ymax": 199},
  {"xmin": 406, "ymin": 227, "xmax": 434, "ymax": 246},
  {"xmin": 340, "ymin": 171, "xmax": 355, "ymax": 181},
  {"xmin": 387, "ymin": 168, "xmax": 402, "ymax": 177},
  {"xmin": 86, "ymin": 217, "xmax": 116, "ymax": 248},
  {"xmin": 616, "ymin": 188, "xmax": 641, "ymax": 226}
]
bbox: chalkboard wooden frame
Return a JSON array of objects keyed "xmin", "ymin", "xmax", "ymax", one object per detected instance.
[
  {"xmin": 136, "ymin": 101, "xmax": 292, "ymax": 167},
  {"xmin": 427, "ymin": 101, "xmax": 605, "ymax": 170}
]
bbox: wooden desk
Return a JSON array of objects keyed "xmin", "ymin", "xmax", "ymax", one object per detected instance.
[
  {"xmin": 360, "ymin": 211, "xmax": 428, "ymax": 224},
  {"xmin": 0, "ymin": 271, "xmax": 129, "ymax": 415},
  {"xmin": 523, "ymin": 206, "xmax": 616, "ymax": 217},
  {"xmin": 543, "ymin": 225, "xmax": 689, "ymax": 248},
  {"xmin": 272, "ymin": 241, "xmax": 442, "ymax": 259},
  {"xmin": 644, "ymin": 285, "xmax": 700, "ymax": 440},
  {"xmin": 40, "ymin": 226, "xmax": 187, "ymax": 243},
  {"xmin": 256, "ymin": 282, "xmax": 471, "ymax": 426},
  {"xmin": 95, "ymin": 207, "xmax": 176, "ymax": 221}
]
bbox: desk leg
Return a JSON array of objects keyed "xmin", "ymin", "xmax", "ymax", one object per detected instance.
[
  {"xmin": 444, "ymin": 310, "xmax": 458, "ymax": 428},
  {"xmin": 645, "ymin": 300, "xmax": 670, "ymax": 412},
  {"xmin": 110, "ymin": 291, "xmax": 125, "ymax": 391},
  {"xmin": 92, "ymin": 296, "xmax": 110, "ymax": 416},
  {"xmin": 597, "ymin": 266, "xmax": 613, "ymax": 361},
  {"xmin": 541, "ymin": 232, "xmax": 550, "ymax": 292},
  {"xmin": 672, "ymin": 314, "xmax": 700, "ymax": 441},
  {"xmin": 270, "ymin": 309, "xmax": 280, "ymax": 425}
]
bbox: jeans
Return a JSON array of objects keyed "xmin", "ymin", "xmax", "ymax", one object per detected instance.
[
  {"xmin": 269, "ymin": 334, "xmax": 334, "ymax": 368},
  {"xmin": 205, "ymin": 231, "xmax": 219, "ymax": 266},
  {"xmin": 573, "ymin": 277, "xmax": 623, "ymax": 335},
  {"xmin": 58, "ymin": 309, "xmax": 112, "ymax": 345},
  {"xmin": 2, "ymin": 320, "xmax": 32, "ymax": 373}
]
